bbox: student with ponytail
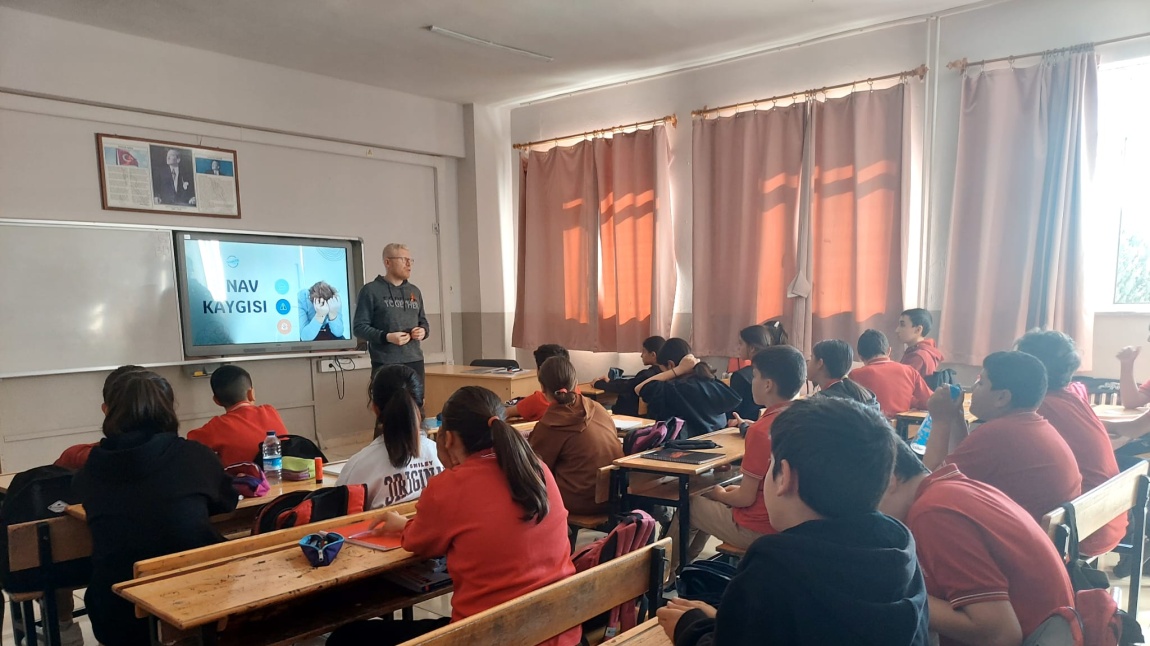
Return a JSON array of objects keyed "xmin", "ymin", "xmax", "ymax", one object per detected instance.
[
  {"xmin": 635, "ymin": 338, "xmax": 742, "ymax": 437},
  {"xmin": 530, "ymin": 356, "xmax": 623, "ymax": 515},
  {"xmin": 337, "ymin": 365, "xmax": 443, "ymax": 509},
  {"xmin": 729, "ymin": 321, "xmax": 789, "ymax": 423},
  {"xmin": 74, "ymin": 370, "xmax": 238, "ymax": 646},
  {"xmin": 338, "ymin": 386, "xmax": 579, "ymax": 646}
]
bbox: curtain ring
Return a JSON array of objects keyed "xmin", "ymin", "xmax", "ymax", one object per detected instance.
[
  {"xmin": 1009, "ymin": 56, "xmax": 1016, "ymax": 69},
  {"xmin": 867, "ymin": 78, "xmax": 874, "ymax": 92}
]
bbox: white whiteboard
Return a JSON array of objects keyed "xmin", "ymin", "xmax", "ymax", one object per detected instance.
[{"xmin": 0, "ymin": 221, "xmax": 184, "ymax": 375}]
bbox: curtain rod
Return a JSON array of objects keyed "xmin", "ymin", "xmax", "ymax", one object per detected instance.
[
  {"xmin": 947, "ymin": 30, "xmax": 1150, "ymax": 72},
  {"xmin": 691, "ymin": 64, "xmax": 927, "ymax": 119},
  {"xmin": 513, "ymin": 114, "xmax": 677, "ymax": 150}
]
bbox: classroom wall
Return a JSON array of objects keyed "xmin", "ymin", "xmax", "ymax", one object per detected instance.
[
  {"xmin": 508, "ymin": 0, "xmax": 1150, "ymax": 382},
  {"xmin": 0, "ymin": 7, "xmax": 467, "ymax": 470}
]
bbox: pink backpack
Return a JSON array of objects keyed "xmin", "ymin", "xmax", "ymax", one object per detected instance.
[
  {"xmin": 572, "ymin": 510, "xmax": 657, "ymax": 638},
  {"xmin": 622, "ymin": 418, "xmax": 685, "ymax": 455},
  {"xmin": 225, "ymin": 462, "xmax": 270, "ymax": 498}
]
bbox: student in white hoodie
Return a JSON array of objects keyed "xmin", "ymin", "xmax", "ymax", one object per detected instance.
[{"xmin": 337, "ymin": 365, "xmax": 443, "ymax": 508}]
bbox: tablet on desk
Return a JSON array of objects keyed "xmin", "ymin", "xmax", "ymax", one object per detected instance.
[{"xmin": 642, "ymin": 448, "xmax": 721, "ymax": 465}]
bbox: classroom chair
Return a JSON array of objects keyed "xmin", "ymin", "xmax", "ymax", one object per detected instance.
[{"xmin": 1071, "ymin": 376, "xmax": 1123, "ymax": 406}]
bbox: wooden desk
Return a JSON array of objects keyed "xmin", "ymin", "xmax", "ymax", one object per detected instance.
[
  {"xmin": 424, "ymin": 364, "xmax": 538, "ymax": 417},
  {"xmin": 892, "ymin": 409, "xmax": 978, "ymax": 441},
  {"xmin": 116, "ymin": 540, "xmax": 419, "ymax": 634},
  {"xmin": 613, "ymin": 428, "xmax": 745, "ymax": 575},
  {"xmin": 511, "ymin": 414, "xmax": 650, "ymax": 436},
  {"xmin": 602, "ymin": 619, "xmax": 671, "ymax": 645},
  {"xmin": 1095, "ymin": 404, "xmax": 1146, "ymax": 423}
]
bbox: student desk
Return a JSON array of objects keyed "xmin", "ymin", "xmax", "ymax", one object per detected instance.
[
  {"xmin": 1094, "ymin": 404, "xmax": 1146, "ymax": 423},
  {"xmin": 613, "ymin": 428, "xmax": 745, "ymax": 576},
  {"xmin": 602, "ymin": 618, "xmax": 671, "ymax": 645},
  {"xmin": 510, "ymin": 414, "xmax": 649, "ymax": 438},
  {"xmin": 423, "ymin": 365, "xmax": 538, "ymax": 416},
  {"xmin": 115, "ymin": 539, "xmax": 425, "ymax": 645}
]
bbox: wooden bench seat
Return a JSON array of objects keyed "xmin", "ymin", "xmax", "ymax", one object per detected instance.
[
  {"xmin": 602, "ymin": 618, "xmax": 670, "ymax": 645},
  {"xmin": 398, "ymin": 537, "xmax": 671, "ymax": 646},
  {"xmin": 715, "ymin": 542, "xmax": 746, "ymax": 558}
]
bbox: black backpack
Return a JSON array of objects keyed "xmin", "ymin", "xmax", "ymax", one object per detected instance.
[
  {"xmin": 678, "ymin": 558, "xmax": 738, "ymax": 607},
  {"xmin": 0, "ymin": 466, "xmax": 91, "ymax": 592},
  {"xmin": 926, "ymin": 368, "xmax": 958, "ymax": 391},
  {"xmin": 252, "ymin": 484, "xmax": 367, "ymax": 535},
  {"xmin": 252, "ymin": 434, "xmax": 328, "ymax": 469}
]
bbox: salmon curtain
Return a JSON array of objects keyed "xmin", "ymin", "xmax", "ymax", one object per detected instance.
[
  {"xmin": 802, "ymin": 85, "xmax": 906, "ymax": 354},
  {"xmin": 513, "ymin": 126, "xmax": 675, "ymax": 352},
  {"xmin": 939, "ymin": 51, "xmax": 1097, "ymax": 366},
  {"xmin": 691, "ymin": 105, "xmax": 805, "ymax": 357}
]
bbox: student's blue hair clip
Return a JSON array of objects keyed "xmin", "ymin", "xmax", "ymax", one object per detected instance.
[{"xmin": 299, "ymin": 531, "xmax": 344, "ymax": 567}]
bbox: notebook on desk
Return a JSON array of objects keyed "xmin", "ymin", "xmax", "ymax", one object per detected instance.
[
  {"xmin": 641, "ymin": 448, "xmax": 721, "ymax": 465},
  {"xmin": 614, "ymin": 419, "xmax": 645, "ymax": 431}
]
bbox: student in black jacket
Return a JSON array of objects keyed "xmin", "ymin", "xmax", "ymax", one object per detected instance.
[
  {"xmin": 809, "ymin": 339, "xmax": 881, "ymax": 411},
  {"xmin": 635, "ymin": 338, "xmax": 742, "ymax": 437},
  {"xmin": 73, "ymin": 370, "xmax": 238, "ymax": 646},
  {"xmin": 728, "ymin": 321, "xmax": 788, "ymax": 424},
  {"xmin": 593, "ymin": 336, "xmax": 665, "ymax": 417},
  {"xmin": 660, "ymin": 397, "xmax": 930, "ymax": 646}
]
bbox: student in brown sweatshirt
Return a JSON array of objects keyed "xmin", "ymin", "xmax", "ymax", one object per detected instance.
[{"xmin": 529, "ymin": 356, "xmax": 624, "ymax": 516}]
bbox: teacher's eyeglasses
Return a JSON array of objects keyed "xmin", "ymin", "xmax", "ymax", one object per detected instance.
[{"xmin": 388, "ymin": 257, "xmax": 415, "ymax": 266}]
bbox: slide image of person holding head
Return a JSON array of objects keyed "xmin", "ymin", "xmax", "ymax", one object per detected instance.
[
  {"xmin": 299, "ymin": 281, "xmax": 344, "ymax": 341},
  {"xmin": 150, "ymin": 146, "xmax": 197, "ymax": 206}
]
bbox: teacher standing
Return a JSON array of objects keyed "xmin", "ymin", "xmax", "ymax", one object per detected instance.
[{"xmin": 353, "ymin": 243, "xmax": 429, "ymax": 385}]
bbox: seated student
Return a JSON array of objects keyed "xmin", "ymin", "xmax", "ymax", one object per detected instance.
[
  {"xmin": 73, "ymin": 371, "xmax": 238, "ymax": 646},
  {"xmin": 661, "ymin": 398, "xmax": 929, "ymax": 646},
  {"xmin": 1015, "ymin": 330, "xmax": 1125, "ymax": 556},
  {"xmin": 923, "ymin": 351, "xmax": 1081, "ymax": 522},
  {"xmin": 727, "ymin": 321, "xmax": 788, "ymax": 423},
  {"xmin": 529, "ymin": 356, "xmax": 623, "ymax": 515},
  {"xmin": 807, "ymin": 340, "xmax": 880, "ymax": 410},
  {"xmin": 187, "ymin": 364, "xmax": 289, "ymax": 466},
  {"xmin": 881, "ymin": 441, "xmax": 1074, "ymax": 646},
  {"xmin": 897, "ymin": 308, "xmax": 946, "ymax": 383},
  {"xmin": 1116, "ymin": 326, "xmax": 1150, "ymax": 408},
  {"xmin": 667, "ymin": 345, "xmax": 806, "ymax": 574},
  {"xmin": 635, "ymin": 338, "xmax": 742, "ymax": 438},
  {"xmin": 55, "ymin": 364, "xmax": 147, "ymax": 470},
  {"xmin": 850, "ymin": 329, "xmax": 932, "ymax": 418},
  {"xmin": 334, "ymin": 386, "xmax": 579, "ymax": 646},
  {"xmin": 337, "ymin": 365, "xmax": 444, "ymax": 509},
  {"xmin": 592, "ymin": 336, "xmax": 665, "ymax": 417},
  {"xmin": 505, "ymin": 343, "xmax": 570, "ymax": 422}
]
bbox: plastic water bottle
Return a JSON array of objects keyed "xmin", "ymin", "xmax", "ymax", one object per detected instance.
[
  {"xmin": 911, "ymin": 415, "xmax": 932, "ymax": 455},
  {"xmin": 262, "ymin": 431, "xmax": 282, "ymax": 485}
]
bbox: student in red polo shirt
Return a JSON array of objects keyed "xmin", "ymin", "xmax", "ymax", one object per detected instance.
[
  {"xmin": 923, "ymin": 351, "xmax": 1081, "ymax": 522},
  {"xmin": 851, "ymin": 329, "xmax": 933, "ymax": 418},
  {"xmin": 1116, "ymin": 325, "xmax": 1150, "ymax": 408},
  {"xmin": 896, "ymin": 308, "xmax": 946, "ymax": 383},
  {"xmin": 881, "ymin": 441, "xmax": 1074, "ymax": 646},
  {"xmin": 337, "ymin": 386, "xmax": 578, "ymax": 646},
  {"xmin": 1016, "ymin": 330, "xmax": 1125, "ymax": 556},
  {"xmin": 187, "ymin": 365, "xmax": 288, "ymax": 466},
  {"xmin": 666, "ymin": 345, "xmax": 807, "ymax": 574},
  {"xmin": 505, "ymin": 344, "xmax": 571, "ymax": 422}
]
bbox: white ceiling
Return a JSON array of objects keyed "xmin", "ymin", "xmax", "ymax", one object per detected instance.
[{"xmin": 1, "ymin": 0, "xmax": 984, "ymax": 105}]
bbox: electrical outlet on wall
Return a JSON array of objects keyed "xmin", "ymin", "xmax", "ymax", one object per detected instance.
[{"xmin": 316, "ymin": 357, "xmax": 371, "ymax": 373}]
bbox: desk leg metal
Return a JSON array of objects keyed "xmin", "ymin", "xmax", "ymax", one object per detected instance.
[
  {"xmin": 36, "ymin": 522, "xmax": 61, "ymax": 646},
  {"xmin": 22, "ymin": 600, "xmax": 38, "ymax": 646},
  {"xmin": 1129, "ymin": 475, "xmax": 1149, "ymax": 616},
  {"xmin": 677, "ymin": 476, "xmax": 690, "ymax": 577},
  {"xmin": 200, "ymin": 624, "xmax": 219, "ymax": 646}
]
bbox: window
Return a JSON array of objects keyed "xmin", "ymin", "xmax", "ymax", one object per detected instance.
[{"xmin": 1095, "ymin": 56, "xmax": 1150, "ymax": 308}]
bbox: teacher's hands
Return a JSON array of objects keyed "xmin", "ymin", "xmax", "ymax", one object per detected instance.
[
  {"xmin": 387, "ymin": 332, "xmax": 412, "ymax": 346},
  {"xmin": 411, "ymin": 327, "xmax": 427, "ymax": 341}
]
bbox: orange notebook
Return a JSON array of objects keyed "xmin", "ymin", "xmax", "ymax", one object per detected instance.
[{"xmin": 326, "ymin": 519, "xmax": 403, "ymax": 551}]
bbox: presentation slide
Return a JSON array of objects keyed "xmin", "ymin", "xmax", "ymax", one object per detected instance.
[{"xmin": 181, "ymin": 237, "xmax": 352, "ymax": 347}]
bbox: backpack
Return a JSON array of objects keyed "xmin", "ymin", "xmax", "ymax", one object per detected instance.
[
  {"xmin": 225, "ymin": 462, "xmax": 270, "ymax": 498},
  {"xmin": 926, "ymin": 368, "xmax": 958, "ymax": 391},
  {"xmin": 1025, "ymin": 589, "xmax": 1140, "ymax": 646},
  {"xmin": 572, "ymin": 510, "xmax": 657, "ymax": 638},
  {"xmin": 0, "ymin": 465, "xmax": 91, "ymax": 592},
  {"xmin": 677, "ymin": 558, "xmax": 738, "ymax": 607},
  {"xmin": 622, "ymin": 418, "xmax": 685, "ymax": 455},
  {"xmin": 252, "ymin": 484, "xmax": 367, "ymax": 534},
  {"xmin": 252, "ymin": 434, "xmax": 328, "ymax": 469},
  {"xmin": 1055, "ymin": 504, "xmax": 1112, "ymax": 592}
]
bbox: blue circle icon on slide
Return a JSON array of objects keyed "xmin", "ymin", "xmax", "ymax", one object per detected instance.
[
  {"xmin": 226, "ymin": 255, "xmax": 239, "ymax": 268},
  {"xmin": 275, "ymin": 279, "xmax": 290, "ymax": 295},
  {"xmin": 275, "ymin": 299, "xmax": 291, "ymax": 315}
]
